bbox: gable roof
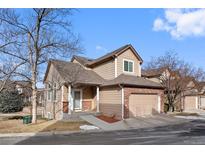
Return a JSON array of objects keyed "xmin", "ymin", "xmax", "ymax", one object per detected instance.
[
  {"xmin": 195, "ymin": 81, "xmax": 205, "ymax": 92},
  {"xmin": 102, "ymin": 74, "xmax": 163, "ymax": 89},
  {"xmin": 44, "ymin": 59, "xmax": 105, "ymax": 85},
  {"xmin": 71, "ymin": 55, "xmax": 94, "ymax": 66},
  {"xmin": 44, "ymin": 59, "xmax": 163, "ymax": 89},
  {"xmin": 71, "ymin": 44, "xmax": 143, "ymax": 67}
]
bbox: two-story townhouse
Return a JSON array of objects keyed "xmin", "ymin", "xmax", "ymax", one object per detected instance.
[
  {"xmin": 43, "ymin": 44, "xmax": 164, "ymax": 120},
  {"xmin": 0, "ymin": 80, "xmax": 32, "ymax": 104}
]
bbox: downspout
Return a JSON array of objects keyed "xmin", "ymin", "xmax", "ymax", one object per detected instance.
[
  {"xmin": 96, "ymin": 86, "xmax": 100, "ymax": 112},
  {"xmin": 68, "ymin": 84, "xmax": 72, "ymax": 114},
  {"xmin": 119, "ymin": 84, "xmax": 124, "ymax": 120}
]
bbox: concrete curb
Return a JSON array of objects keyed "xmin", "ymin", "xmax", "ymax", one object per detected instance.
[{"xmin": 0, "ymin": 129, "xmax": 103, "ymax": 138}]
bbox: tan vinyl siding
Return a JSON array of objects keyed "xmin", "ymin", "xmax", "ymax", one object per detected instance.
[
  {"xmin": 117, "ymin": 48, "xmax": 141, "ymax": 77},
  {"xmin": 99, "ymin": 87, "xmax": 122, "ymax": 119},
  {"xmin": 93, "ymin": 60, "xmax": 115, "ymax": 80},
  {"xmin": 44, "ymin": 64, "xmax": 62, "ymax": 103},
  {"xmin": 44, "ymin": 63, "xmax": 63, "ymax": 120}
]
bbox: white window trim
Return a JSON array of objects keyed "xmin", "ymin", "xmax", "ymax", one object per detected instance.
[
  {"xmin": 68, "ymin": 85, "xmax": 72, "ymax": 114},
  {"xmin": 158, "ymin": 95, "xmax": 161, "ymax": 113},
  {"xmin": 196, "ymin": 96, "xmax": 198, "ymax": 109},
  {"xmin": 47, "ymin": 84, "xmax": 51, "ymax": 101},
  {"xmin": 96, "ymin": 86, "xmax": 100, "ymax": 112},
  {"xmin": 61, "ymin": 85, "xmax": 64, "ymax": 102},
  {"xmin": 123, "ymin": 59, "xmax": 135, "ymax": 74},
  {"xmin": 53, "ymin": 83, "xmax": 57, "ymax": 101}
]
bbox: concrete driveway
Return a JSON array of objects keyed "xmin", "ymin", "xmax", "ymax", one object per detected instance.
[{"xmin": 81, "ymin": 114, "xmax": 190, "ymax": 131}]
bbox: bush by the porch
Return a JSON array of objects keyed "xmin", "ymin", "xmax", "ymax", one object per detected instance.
[{"xmin": 0, "ymin": 91, "xmax": 24, "ymax": 113}]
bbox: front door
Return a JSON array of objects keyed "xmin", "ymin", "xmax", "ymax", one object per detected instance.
[{"xmin": 73, "ymin": 90, "xmax": 82, "ymax": 110}]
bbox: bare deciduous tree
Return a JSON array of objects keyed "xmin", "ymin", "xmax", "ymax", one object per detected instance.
[
  {"xmin": 0, "ymin": 9, "xmax": 82, "ymax": 123},
  {"xmin": 144, "ymin": 51, "xmax": 205, "ymax": 112}
]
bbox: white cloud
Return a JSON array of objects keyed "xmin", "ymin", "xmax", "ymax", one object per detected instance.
[
  {"xmin": 96, "ymin": 45, "xmax": 107, "ymax": 51},
  {"xmin": 153, "ymin": 9, "xmax": 205, "ymax": 39}
]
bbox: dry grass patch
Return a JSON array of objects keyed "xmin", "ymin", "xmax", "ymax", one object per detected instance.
[
  {"xmin": 0, "ymin": 118, "xmax": 89, "ymax": 134},
  {"xmin": 42, "ymin": 121, "xmax": 89, "ymax": 132}
]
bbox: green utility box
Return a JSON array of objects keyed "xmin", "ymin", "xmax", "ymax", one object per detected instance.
[{"xmin": 23, "ymin": 115, "xmax": 32, "ymax": 124}]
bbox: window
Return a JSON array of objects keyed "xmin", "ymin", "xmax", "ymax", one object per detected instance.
[
  {"xmin": 123, "ymin": 59, "xmax": 134, "ymax": 73},
  {"xmin": 47, "ymin": 84, "xmax": 52, "ymax": 101},
  {"xmin": 17, "ymin": 87, "xmax": 23, "ymax": 94},
  {"xmin": 53, "ymin": 83, "xmax": 57, "ymax": 101}
]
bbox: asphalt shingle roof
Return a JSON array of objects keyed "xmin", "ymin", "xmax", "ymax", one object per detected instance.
[
  {"xmin": 102, "ymin": 74, "xmax": 163, "ymax": 88},
  {"xmin": 49, "ymin": 59, "xmax": 163, "ymax": 88},
  {"xmin": 72, "ymin": 44, "xmax": 143, "ymax": 67},
  {"xmin": 51, "ymin": 60, "xmax": 105, "ymax": 85}
]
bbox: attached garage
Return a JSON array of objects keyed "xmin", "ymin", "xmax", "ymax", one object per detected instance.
[
  {"xmin": 101, "ymin": 74, "xmax": 164, "ymax": 119},
  {"xmin": 184, "ymin": 96, "xmax": 198, "ymax": 111},
  {"xmin": 128, "ymin": 94, "xmax": 160, "ymax": 117},
  {"xmin": 200, "ymin": 96, "xmax": 205, "ymax": 109}
]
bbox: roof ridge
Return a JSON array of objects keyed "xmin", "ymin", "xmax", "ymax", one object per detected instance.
[
  {"xmin": 74, "ymin": 55, "xmax": 94, "ymax": 60},
  {"xmin": 88, "ymin": 44, "xmax": 143, "ymax": 66}
]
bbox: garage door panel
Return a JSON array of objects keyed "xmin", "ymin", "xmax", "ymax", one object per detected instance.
[
  {"xmin": 200, "ymin": 97, "xmax": 205, "ymax": 108},
  {"xmin": 129, "ymin": 94, "xmax": 158, "ymax": 117},
  {"xmin": 184, "ymin": 96, "xmax": 197, "ymax": 111}
]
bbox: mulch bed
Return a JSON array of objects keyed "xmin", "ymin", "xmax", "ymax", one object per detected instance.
[{"xmin": 96, "ymin": 115, "xmax": 120, "ymax": 123}]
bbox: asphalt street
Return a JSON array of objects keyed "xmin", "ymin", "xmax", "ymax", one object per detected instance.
[{"xmin": 1, "ymin": 120, "xmax": 205, "ymax": 145}]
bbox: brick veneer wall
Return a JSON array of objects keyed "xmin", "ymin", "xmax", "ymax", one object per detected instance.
[
  {"xmin": 124, "ymin": 87, "xmax": 164, "ymax": 118},
  {"xmin": 63, "ymin": 101, "xmax": 68, "ymax": 113},
  {"xmin": 82, "ymin": 101, "xmax": 92, "ymax": 111}
]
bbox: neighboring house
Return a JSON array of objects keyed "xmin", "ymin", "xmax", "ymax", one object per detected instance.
[
  {"xmin": 180, "ymin": 78, "xmax": 199, "ymax": 111},
  {"xmin": 0, "ymin": 80, "xmax": 32, "ymax": 105},
  {"xmin": 142, "ymin": 67, "xmax": 171, "ymax": 83},
  {"xmin": 196, "ymin": 82, "xmax": 205, "ymax": 109},
  {"xmin": 43, "ymin": 44, "xmax": 164, "ymax": 120},
  {"xmin": 142, "ymin": 67, "xmax": 203, "ymax": 112},
  {"xmin": 14, "ymin": 81, "xmax": 32, "ymax": 105},
  {"xmin": 179, "ymin": 79, "xmax": 205, "ymax": 112},
  {"xmin": 37, "ymin": 88, "xmax": 45, "ymax": 105}
]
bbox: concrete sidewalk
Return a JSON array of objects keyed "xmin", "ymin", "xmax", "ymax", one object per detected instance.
[{"xmin": 80, "ymin": 115, "xmax": 125, "ymax": 130}]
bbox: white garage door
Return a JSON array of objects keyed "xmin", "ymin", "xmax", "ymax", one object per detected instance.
[
  {"xmin": 200, "ymin": 97, "xmax": 205, "ymax": 109},
  {"xmin": 184, "ymin": 96, "xmax": 197, "ymax": 111},
  {"xmin": 129, "ymin": 94, "xmax": 159, "ymax": 117}
]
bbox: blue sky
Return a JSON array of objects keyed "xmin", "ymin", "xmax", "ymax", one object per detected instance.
[{"xmin": 71, "ymin": 9, "xmax": 205, "ymax": 69}]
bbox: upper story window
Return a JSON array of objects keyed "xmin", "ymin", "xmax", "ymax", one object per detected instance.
[
  {"xmin": 123, "ymin": 59, "xmax": 134, "ymax": 73},
  {"xmin": 47, "ymin": 84, "xmax": 52, "ymax": 101},
  {"xmin": 53, "ymin": 83, "xmax": 57, "ymax": 101},
  {"xmin": 17, "ymin": 87, "xmax": 23, "ymax": 94}
]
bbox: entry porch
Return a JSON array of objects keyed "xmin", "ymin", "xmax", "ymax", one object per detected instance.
[{"xmin": 61, "ymin": 83, "xmax": 100, "ymax": 120}]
